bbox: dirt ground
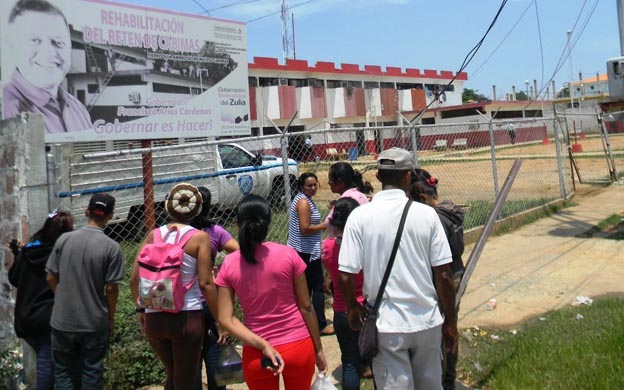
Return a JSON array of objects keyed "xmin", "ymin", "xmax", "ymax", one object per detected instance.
[{"xmin": 305, "ymin": 134, "xmax": 624, "ymax": 208}]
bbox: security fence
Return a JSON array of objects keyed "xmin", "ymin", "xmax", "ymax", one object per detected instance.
[
  {"xmin": 561, "ymin": 110, "xmax": 623, "ymax": 184},
  {"xmin": 46, "ymin": 113, "xmax": 597, "ymax": 250}
]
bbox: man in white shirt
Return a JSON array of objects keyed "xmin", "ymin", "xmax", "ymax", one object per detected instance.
[{"xmin": 338, "ymin": 147, "xmax": 458, "ymax": 389}]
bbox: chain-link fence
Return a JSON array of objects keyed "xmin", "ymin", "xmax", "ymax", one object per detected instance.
[
  {"xmin": 48, "ymin": 115, "xmax": 580, "ymax": 249},
  {"xmin": 559, "ymin": 109, "xmax": 622, "ymax": 184}
]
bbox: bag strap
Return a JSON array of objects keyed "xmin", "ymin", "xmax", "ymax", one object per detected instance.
[
  {"xmin": 372, "ymin": 199, "xmax": 412, "ymax": 313},
  {"xmin": 176, "ymin": 227, "xmax": 199, "ymax": 248}
]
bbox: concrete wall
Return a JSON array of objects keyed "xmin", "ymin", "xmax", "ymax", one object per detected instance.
[{"xmin": 0, "ymin": 113, "xmax": 47, "ymax": 388}]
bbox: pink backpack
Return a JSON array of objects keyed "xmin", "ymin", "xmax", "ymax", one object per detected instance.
[{"xmin": 137, "ymin": 226, "xmax": 199, "ymax": 313}]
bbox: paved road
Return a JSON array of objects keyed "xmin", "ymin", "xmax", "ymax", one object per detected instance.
[{"xmin": 459, "ymin": 183, "xmax": 624, "ymax": 328}]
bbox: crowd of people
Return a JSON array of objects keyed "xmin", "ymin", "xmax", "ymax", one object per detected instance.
[{"xmin": 8, "ymin": 147, "xmax": 464, "ymax": 390}]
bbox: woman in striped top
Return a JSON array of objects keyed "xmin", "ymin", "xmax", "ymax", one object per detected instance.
[{"xmin": 287, "ymin": 172, "xmax": 333, "ymax": 335}]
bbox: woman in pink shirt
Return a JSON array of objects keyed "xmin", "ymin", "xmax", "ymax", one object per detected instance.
[
  {"xmin": 325, "ymin": 162, "xmax": 373, "ymax": 236},
  {"xmin": 216, "ymin": 194, "xmax": 327, "ymax": 390}
]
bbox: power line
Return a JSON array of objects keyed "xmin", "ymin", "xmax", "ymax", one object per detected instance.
[
  {"xmin": 470, "ymin": 0, "xmax": 534, "ymax": 77},
  {"xmin": 411, "ymin": 0, "xmax": 510, "ymax": 122},
  {"xmin": 522, "ymin": 0, "xmax": 599, "ymax": 115}
]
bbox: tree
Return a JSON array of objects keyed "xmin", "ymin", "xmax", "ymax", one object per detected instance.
[
  {"xmin": 462, "ymin": 88, "xmax": 488, "ymax": 103},
  {"xmin": 515, "ymin": 91, "xmax": 529, "ymax": 101},
  {"xmin": 556, "ymin": 86, "xmax": 570, "ymax": 98}
]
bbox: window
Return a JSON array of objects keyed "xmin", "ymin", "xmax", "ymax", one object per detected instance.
[
  {"xmin": 87, "ymin": 84, "xmax": 99, "ymax": 93},
  {"xmin": 259, "ymin": 77, "xmax": 279, "ymax": 87},
  {"xmin": 380, "ymin": 82, "xmax": 394, "ymax": 89},
  {"xmin": 153, "ymin": 83, "xmax": 190, "ymax": 94},
  {"xmin": 219, "ymin": 144, "xmax": 253, "ymax": 169},
  {"xmin": 248, "ymin": 77, "xmax": 258, "ymax": 87},
  {"xmin": 396, "ymin": 83, "xmax": 421, "ymax": 90},
  {"xmin": 364, "ymin": 81, "xmax": 379, "ymax": 89},
  {"xmin": 108, "ymin": 75, "xmax": 146, "ymax": 86}
]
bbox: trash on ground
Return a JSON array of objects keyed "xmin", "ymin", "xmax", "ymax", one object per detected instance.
[
  {"xmin": 576, "ymin": 313, "xmax": 584, "ymax": 320},
  {"xmin": 474, "ymin": 362, "xmax": 483, "ymax": 372},
  {"xmin": 539, "ymin": 317, "xmax": 547, "ymax": 321},
  {"xmin": 486, "ymin": 298, "xmax": 497, "ymax": 311},
  {"xmin": 479, "ymin": 330, "xmax": 488, "ymax": 337},
  {"xmin": 571, "ymin": 295, "xmax": 593, "ymax": 307},
  {"xmin": 509, "ymin": 329, "xmax": 518, "ymax": 335},
  {"xmin": 491, "ymin": 334, "xmax": 500, "ymax": 340}
]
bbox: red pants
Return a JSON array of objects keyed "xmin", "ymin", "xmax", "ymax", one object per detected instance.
[{"xmin": 243, "ymin": 337, "xmax": 315, "ymax": 390}]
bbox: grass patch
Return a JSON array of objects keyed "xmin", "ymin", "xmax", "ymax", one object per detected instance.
[
  {"xmin": 463, "ymin": 198, "xmax": 557, "ymax": 231},
  {"xmin": 458, "ymin": 296, "xmax": 624, "ymax": 389},
  {"xmin": 578, "ymin": 214, "xmax": 624, "ymax": 240}
]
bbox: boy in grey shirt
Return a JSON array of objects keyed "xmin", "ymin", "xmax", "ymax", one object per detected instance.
[{"xmin": 46, "ymin": 193, "xmax": 124, "ymax": 389}]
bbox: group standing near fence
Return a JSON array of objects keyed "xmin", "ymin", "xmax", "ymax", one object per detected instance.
[{"xmin": 8, "ymin": 146, "xmax": 469, "ymax": 390}]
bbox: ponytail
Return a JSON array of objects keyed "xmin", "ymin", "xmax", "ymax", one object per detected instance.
[
  {"xmin": 236, "ymin": 195, "xmax": 272, "ymax": 264},
  {"xmin": 353, "ymin": 170, "xmax": 374, "ymax": 194}
]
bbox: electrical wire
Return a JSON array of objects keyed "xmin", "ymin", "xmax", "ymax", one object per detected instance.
[
  {"xmin": 470, "ymin": 0, "xmax": 535, "ymax": 78},
  {"xmin": 247, "ymin": 0, "xmax": 317, "ymax": 23},
  {"xmin": 411, "ymin": 0, "xmax": 509, "ymax": 123},
  {"xmin": 522, "ymin": 0, "xmax": 599, "ymax": 114}
]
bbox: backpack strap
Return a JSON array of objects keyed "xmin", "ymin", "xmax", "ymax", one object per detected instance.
[{"xmin": 176, "ymin": 227, "xmax": 199, "ymax": 248}]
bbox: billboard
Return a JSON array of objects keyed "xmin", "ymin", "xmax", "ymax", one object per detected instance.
[{"xmin": 0, "ymin": 0, "xmax": 250, "ymax": 143}]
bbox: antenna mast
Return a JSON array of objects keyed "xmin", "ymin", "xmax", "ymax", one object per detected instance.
[{"xmin": 281, "ymin": 0, "xmax": 294, "ymax": 60}]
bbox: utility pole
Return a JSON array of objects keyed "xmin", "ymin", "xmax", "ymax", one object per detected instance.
[
  {"xmin": 567, "ymin": 30, "xmax": 574, "ymax": 111},
  {"xmin": 618, "ymin": 0, "xmax": 624, "ymax": 55}
]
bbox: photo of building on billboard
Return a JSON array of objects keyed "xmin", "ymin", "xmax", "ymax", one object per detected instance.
[{"xmin": 0, "ymin": 0, "xmax": 250, "ymax": 143}]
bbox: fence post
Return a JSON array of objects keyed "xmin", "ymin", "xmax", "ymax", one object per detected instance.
[
  {"xmin": 46, "ymin": 148, "xmax": 58, "ymax": 211},
  {"xmin": 599, "ymin": 114, "xmax": 619, "ymax": 183},
  {"xmin": 268, "ymin": 112, "xmax": 298, "ymax": 215},
  {"xmin": 141, "ymin": 140, "xmax": 156, "ymax": 233},
  {"xmin": 397, "ymin": 111, "xmax": 421, "ymax": 166},
  {"xmin": 552, "ymin": 113, "xmax": 567, "ymax": 198},
  {"xmin": 476, "ymin": 110, "xmax": 500, "ymax": 197}
]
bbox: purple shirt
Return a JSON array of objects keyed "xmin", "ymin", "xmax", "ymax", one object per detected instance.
[
  {"xmin": 204, "ymin": 224, "xmax": 234, "ymax": 262},
  {"xmin": 3, "ymin": 70, "xmax": 92, "ymax": 133}
]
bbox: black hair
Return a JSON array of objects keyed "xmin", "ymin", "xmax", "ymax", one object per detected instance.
[
  {"xmin": 409, "ymin": 168, "xmax": 439, "ymax": 202},
  {"xmin": 190, "ymin": 186, "xmax": 215, "ymax": 229},
  {"xmin": 297, "ymin": 172, "xmax": 318, "ymax": 191},
  {"xmin": 236, "ymin": 194, "xmax": 271, "ymax": 264},
  {"xmin": 329, "ymin": 162, "xmax": 374, "ymax": 194},
  {"xmin": 31, "ymin": 210, "xmax": 73, "ymax": 245},
  {"xmin": 329, "ymin": 198, "xmax": 360, "ymax": 232},
  {"xmin": 377, "ymin": 169, "xmax": 408, "ymax": 188},
  {"xmin": 9, "ymin": 0, "xmax": 68, "ymax": 25}
]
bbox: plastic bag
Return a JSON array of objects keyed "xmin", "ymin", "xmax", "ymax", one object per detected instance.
[
  {"xmin": 214, "ymin": 344, "xmax": 244, "ymax": 386},
  {"xmin": 311, "ymin": 373, "xmax": 337, "ymax": 390}
]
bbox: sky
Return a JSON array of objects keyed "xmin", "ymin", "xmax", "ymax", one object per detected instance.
[{"xmin": 121, "ymin": 0, "xmax": 619, "ymax": 99}]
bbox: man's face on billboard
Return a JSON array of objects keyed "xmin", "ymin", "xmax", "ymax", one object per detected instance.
[{"xmin": 10, "ymin": 11, "xmax": 71, "ymax": 94}]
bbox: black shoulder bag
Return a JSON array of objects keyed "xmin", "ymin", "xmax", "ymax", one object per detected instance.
[{"xmin": 358, "ymin": 200, "xmax": 412, "ymax": 361}]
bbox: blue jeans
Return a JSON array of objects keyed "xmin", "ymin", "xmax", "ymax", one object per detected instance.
[
  {"xmin": 24, "ymin": 335, "xmax": 54, "ymax": 390},
  {"xmin": 51, "ymin": 328, "xmax": 109, "ymax": 390},
  {"xmin": 298, "ymin": 252, "xmax": 328, "ymax": 330},
  {"xmin": 195, "ymin": 303, "xmax": 225, "ymax": 390},
  {"xmin": 334, "ymin": 311, "xmax": 361, "ymax": 390}
]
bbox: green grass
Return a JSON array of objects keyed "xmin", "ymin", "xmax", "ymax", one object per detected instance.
[
  {"xmin": 458, "ymin": 296, "xmax": 624, "ymax": 389},
  {"xmin": 463, "ymin": 198, "xmax": 557, "ymax": 231}
]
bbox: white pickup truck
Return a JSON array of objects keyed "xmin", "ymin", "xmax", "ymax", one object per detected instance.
[{"xmin": 56, "ymin": 142, "xmax": 298, "ymax": 238}]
